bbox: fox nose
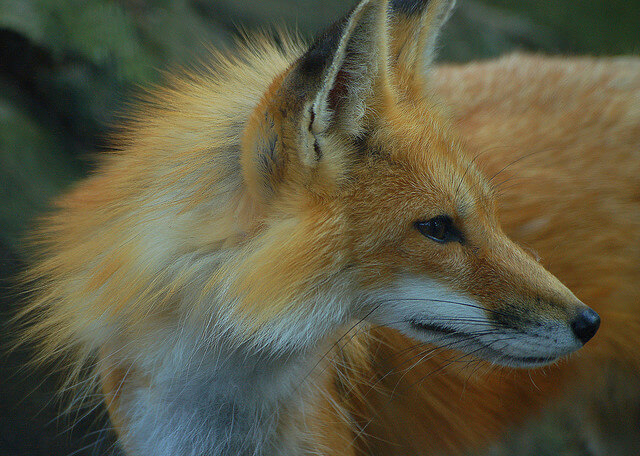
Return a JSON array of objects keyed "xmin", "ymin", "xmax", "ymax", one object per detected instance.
[{"xmin": 571, "ymin": 308, "xmax": 600, "ymax": 345}]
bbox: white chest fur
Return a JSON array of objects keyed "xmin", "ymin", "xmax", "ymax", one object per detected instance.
[{"xmin": 117, "ymin": 338, "xmax": 325, "ymax": 456}]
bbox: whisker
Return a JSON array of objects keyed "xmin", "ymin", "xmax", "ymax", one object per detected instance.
[
  {"xmin": 380, "ymin": 297, "xmax": 517, "ymax": 321},
  {"xmin": 493, "ymin": 175, "xmax": 523, "ymax": 191},
  {"xmin": 352, "ymin": 330, "xmax": 507, "ymax": 401},
  {"xmin": 393, "ymin": 329, "xmax": 509, "ymax": 371},
  {"xmin": 349, "ymin": 338, "xmax": 507, "ymax": 445},
  {"xmin": 487, "ymin": 149, "xmax": 552, "ymax": 186},
  {"xmin": 454, "ymin": 149, "xmax": 486, "ymax": 200},
  {"xmin": 393, "ymin": 336, "xmax": 518, "ymax": 397},
  {"xmin": 374, "ymin": 336, "xmax": 484, "ymax": 395},
  {"xmin": 370, "ymin": 325, "xmax": 511, "ymax": 368},
  {"xmin": 301, "ymin": 303, "xmax": 382, "ymax": 385}
]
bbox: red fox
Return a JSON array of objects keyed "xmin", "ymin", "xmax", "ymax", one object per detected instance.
[{"xmin": 18, "ymin": 0, "xmax": 640, "ymax": 455}]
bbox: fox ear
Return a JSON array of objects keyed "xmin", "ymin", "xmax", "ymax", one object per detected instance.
[
  {"xmin": 300, "ymin": 0, "xmax": 390, "ymax": 140},
  {"xmin": 389, "ymin": 0, "xmax": 455, "ymax": 82},
  {"xmin": 242, "ymin": 0, "xmax": 390, "ymax": 203}
]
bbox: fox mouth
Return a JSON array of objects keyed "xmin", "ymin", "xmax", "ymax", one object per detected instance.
[{"xmin": 408, "ymin": 320, "xmax": 559, "ymax": 368}]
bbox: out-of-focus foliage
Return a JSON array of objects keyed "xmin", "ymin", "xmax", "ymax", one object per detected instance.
[{"xmin": 489, "ymin": 0, "xmax": 639, "ymax": 55}]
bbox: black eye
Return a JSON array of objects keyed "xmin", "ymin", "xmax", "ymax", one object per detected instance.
[{"xmin": 414, "ymin": 215, "xmax": 463, "ymax": 244}]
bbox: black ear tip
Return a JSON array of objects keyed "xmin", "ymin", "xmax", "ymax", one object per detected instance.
[
  {"xmin": 296, "ymin": 14, "xmax": 348, "ymax": 79},
  {"xmin": 390, "ymin": 0, "xmax": 430, "ymax": 15}
]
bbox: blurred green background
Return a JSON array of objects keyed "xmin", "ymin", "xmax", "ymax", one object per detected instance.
[{"xmin": 0, "ymin": 1, "xmax": 638, "ymax": 455}]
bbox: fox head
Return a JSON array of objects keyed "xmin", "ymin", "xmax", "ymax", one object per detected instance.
[{"xmin": 228, "ymin": 0, "xmax": 600, "ymax": 366}]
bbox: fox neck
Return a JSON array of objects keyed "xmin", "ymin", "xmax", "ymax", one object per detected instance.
[
  {"xmin": 119, "ymin": 294, "xmax": 355, "ymax": 456},
  {"xmin": 121, "ymin": 333, "xmax": 329, "ymax": 455}
]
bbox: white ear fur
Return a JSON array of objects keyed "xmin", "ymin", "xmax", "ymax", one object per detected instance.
[
  {"xmin": 391, "ymin": 0, "xmax": 456, "ymax": 76},
  {"xmin": 417, "ymin": 0, "xmax": 455, "ymax": 69},
  {"xmin": 310, "ymin": 0, "xmax": 389, "ymax": 138}
]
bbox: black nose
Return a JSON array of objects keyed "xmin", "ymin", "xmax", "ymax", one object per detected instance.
[{"xmin": 571, "ymin": 308, "xmax": 600, "ymax": 345}]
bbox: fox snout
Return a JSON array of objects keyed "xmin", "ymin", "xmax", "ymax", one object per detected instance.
[
  {"xmin": 476, "ymin": 240, "xmax": 602, "ymax": 363},
  {"xmin": 373, "ymin": 229, "xmax": 602, "ymax": 368}
]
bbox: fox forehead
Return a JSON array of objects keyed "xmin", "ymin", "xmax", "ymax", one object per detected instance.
[{"xmin": 351, "ymin": 101, "xmax": 495, "ymax": 221}]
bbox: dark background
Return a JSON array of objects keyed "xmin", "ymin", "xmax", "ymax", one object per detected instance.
[{"xmin": 1, "ymin": 1, "xmax": 639, "ymax": 455}]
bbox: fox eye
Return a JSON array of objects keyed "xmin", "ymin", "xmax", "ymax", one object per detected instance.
[{"xmin": 414, "ymin": 215, "xmax": 463, "ymax": 244}]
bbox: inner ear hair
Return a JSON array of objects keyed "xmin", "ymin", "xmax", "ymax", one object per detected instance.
[
  {"xmin": 308, "ymin": 0, "xmax": 390, "ymax": 138},
  {"xmin": 389, "ymin": 0, "xmax": 456, "ymax": 80}
]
